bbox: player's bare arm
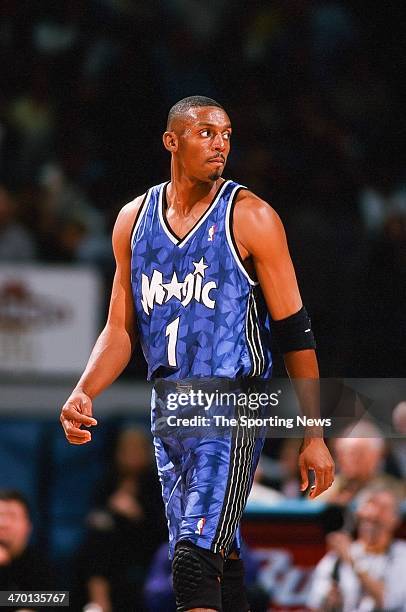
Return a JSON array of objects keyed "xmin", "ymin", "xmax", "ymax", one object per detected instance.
[
  {"xmin": 233, "ymin": 191, "xmax": 335, "ymax": 498},
  {"xmin": 60, "ymin": 196, "xmax": 144, "ymax": 445}
]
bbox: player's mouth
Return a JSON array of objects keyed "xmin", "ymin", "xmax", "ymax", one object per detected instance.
[{"xmin": 207, "ymin": 156, "xmax": 225, "ymax": 165}]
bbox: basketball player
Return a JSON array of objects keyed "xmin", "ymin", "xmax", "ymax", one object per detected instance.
[{"xmin": 60, "ymin": 96, "xmax": 334, "ymax": 612}]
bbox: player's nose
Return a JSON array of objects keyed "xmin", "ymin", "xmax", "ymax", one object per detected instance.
[{"xmin": 212, "ymin": 132, "xmax": 226, "ymax": 151}]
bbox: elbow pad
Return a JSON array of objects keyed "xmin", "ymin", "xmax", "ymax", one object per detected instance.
[{"xmin": 271, "ymin": 306, "xmax": 316, "ymax": 354}]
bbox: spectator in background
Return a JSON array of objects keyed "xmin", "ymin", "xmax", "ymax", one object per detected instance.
[
  {"xmin": 318, "ymin": 422, "xmax": 405, "ymax": 505},
  {"xmin": 354, "ymin": 162, "xmax": 406, "ymax": 377},
  {"xmin": 0, "ymin": 186, "xmax": 37, "ymax": 261},
  {"xmin": 36, "ymin": 163, "xmax": 110, "ymax": 266},
  {"xmin": 247, "ymin": 437, "xmax": 317, "ymax": 506},
  {"xmin": 4, "ymin": 68, "xmax": 55, "ymax": 184},
  {"xmin": 276, "ymin": 438, "xmax": 303, "ymax": 499},
  {"xmin": 247, "ymin": 460, "xmax": 284, "ymax": 507},
  {"xmin": 307, "ymin": 486, "xmax": 406, "ymax": 612},
  {"xmin": 0, "ymin": 490, "xmax": 56, "ymax": 611},
  {"xmin": 75, "ymin": 428, "xmax": 166, "ymax": 612},
  {"xmin": 258, "ymin": 439, "xmax": 314, "ymax": 500},
  {"xmin": 391, "ymin": 402, "xmax": 406, "ymax": 481}
]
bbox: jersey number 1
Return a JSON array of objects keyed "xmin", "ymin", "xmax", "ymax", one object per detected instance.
[{"xmin": 166, "ymin": 317, "xmax": 180, "ymax": 367}]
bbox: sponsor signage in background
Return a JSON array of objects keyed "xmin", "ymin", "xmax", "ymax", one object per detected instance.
[
  {"xmin": 0, "ymin": 265, "xmax": 101, "ymax": 375},
  {"xmin": 243, "ymin": 504, "xmax": 326, "ymax": 610}
]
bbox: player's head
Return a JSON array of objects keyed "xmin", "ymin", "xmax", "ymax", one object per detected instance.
[
  {"xmin": 163, "ymin": 95, "xmax": 232, "ymax": 182},
  {"xmin": 0, "ymin": 490, "xmax": 32, "ymax": 559}
]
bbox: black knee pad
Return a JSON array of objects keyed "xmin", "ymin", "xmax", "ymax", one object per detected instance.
[
  {"xmin": 172, "ymin": 540, "xmax": 223, "ymax": 611},
  {"xmin": 221, "ymin": 558, "xmax": 250, "ymax": 612}
]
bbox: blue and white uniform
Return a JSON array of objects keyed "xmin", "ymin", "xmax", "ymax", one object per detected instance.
[{"xmin": 130, "ymin": 179, "xmax": 272, "ymax": 557}]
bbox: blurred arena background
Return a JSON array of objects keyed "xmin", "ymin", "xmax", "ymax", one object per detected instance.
[{"xmin": 0, "ymin": 2, "xmax": 405, "ymax": 610}]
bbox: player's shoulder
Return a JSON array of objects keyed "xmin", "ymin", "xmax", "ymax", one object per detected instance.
[
  {"xmin": 116, "ymin": 192, "xmax": 147, "ymax": 230},
  {"xmin": 112, "ymin": 192, "xmax": 147, "ymax": 251},
  {"xmin": 118, "ymin": 193, "xmax": 146, "ymax": 223},
  {"xmin": 234, "ymin": 188, "xmax": 282, "ymax": 228}
]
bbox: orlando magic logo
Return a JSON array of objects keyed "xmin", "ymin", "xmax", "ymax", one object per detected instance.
[{"xmin": 141, "ymin": 257, "xmax": 217, "ymax": 315}]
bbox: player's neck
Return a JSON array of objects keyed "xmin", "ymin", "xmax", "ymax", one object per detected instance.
[{"xmin": 168, "ymin": 173, "xmax": 222, "ymax": 216}]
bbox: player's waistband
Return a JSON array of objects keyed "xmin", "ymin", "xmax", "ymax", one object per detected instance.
[{"xmin": 153, "ymin": 376, "xmax": 270, "ymax": 396}]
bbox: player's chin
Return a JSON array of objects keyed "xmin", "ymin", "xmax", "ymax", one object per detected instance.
[{"xmin": 208, "ymin": 168, "xmax": 223, "ymax": 181}]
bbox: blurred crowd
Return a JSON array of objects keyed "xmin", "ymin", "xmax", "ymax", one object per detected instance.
[{"xmin": 1, "ymin": 1, "xmax": 405, "ymax": 376}]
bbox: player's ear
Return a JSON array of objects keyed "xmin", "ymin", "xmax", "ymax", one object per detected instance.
[{"xmin": 163, "ymin": 131, "xmax": 178, "ymax": 153}]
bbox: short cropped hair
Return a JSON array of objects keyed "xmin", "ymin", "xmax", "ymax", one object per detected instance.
[
  {"xmin": 167, "ymin": 95, "xmax": 225, "ymax": 129},
  {"xmin": 0, "ymin": 489, "xmax": 31, "ymax": 516}
]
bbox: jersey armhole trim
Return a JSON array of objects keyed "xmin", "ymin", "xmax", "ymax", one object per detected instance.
[
  {"xmin": 225, "ymin": 186, "xmax": 258, "ymax": 286},
  {"xmin": 130, "ymin": 189, "xmax": 152, "ymax": 248}
]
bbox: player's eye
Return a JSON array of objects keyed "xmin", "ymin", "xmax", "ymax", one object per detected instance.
[
  {"xmin": 223, "ymin": 132, "xmax": 231, "ymax": 140},
  {"xmin": 200, "ymin": 129, "xmax": 210, "ymax": 137}
]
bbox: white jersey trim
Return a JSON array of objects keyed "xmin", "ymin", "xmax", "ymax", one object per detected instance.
[
  {"xmin": 225, "ymin": 185, "xmax": 258, "ymax": 286},
  {"xmin": 130, "ymin": 188, "xmax": 153, "ymax": 248},
  {"xmin": 159, "ymin": 180, "xmax": 231, "ymax": 248}
]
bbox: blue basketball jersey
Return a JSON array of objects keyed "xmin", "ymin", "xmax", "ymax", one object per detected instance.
[{"xmin": 130, "ymin": 179, "xmax": 272, "ymax": 380}]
